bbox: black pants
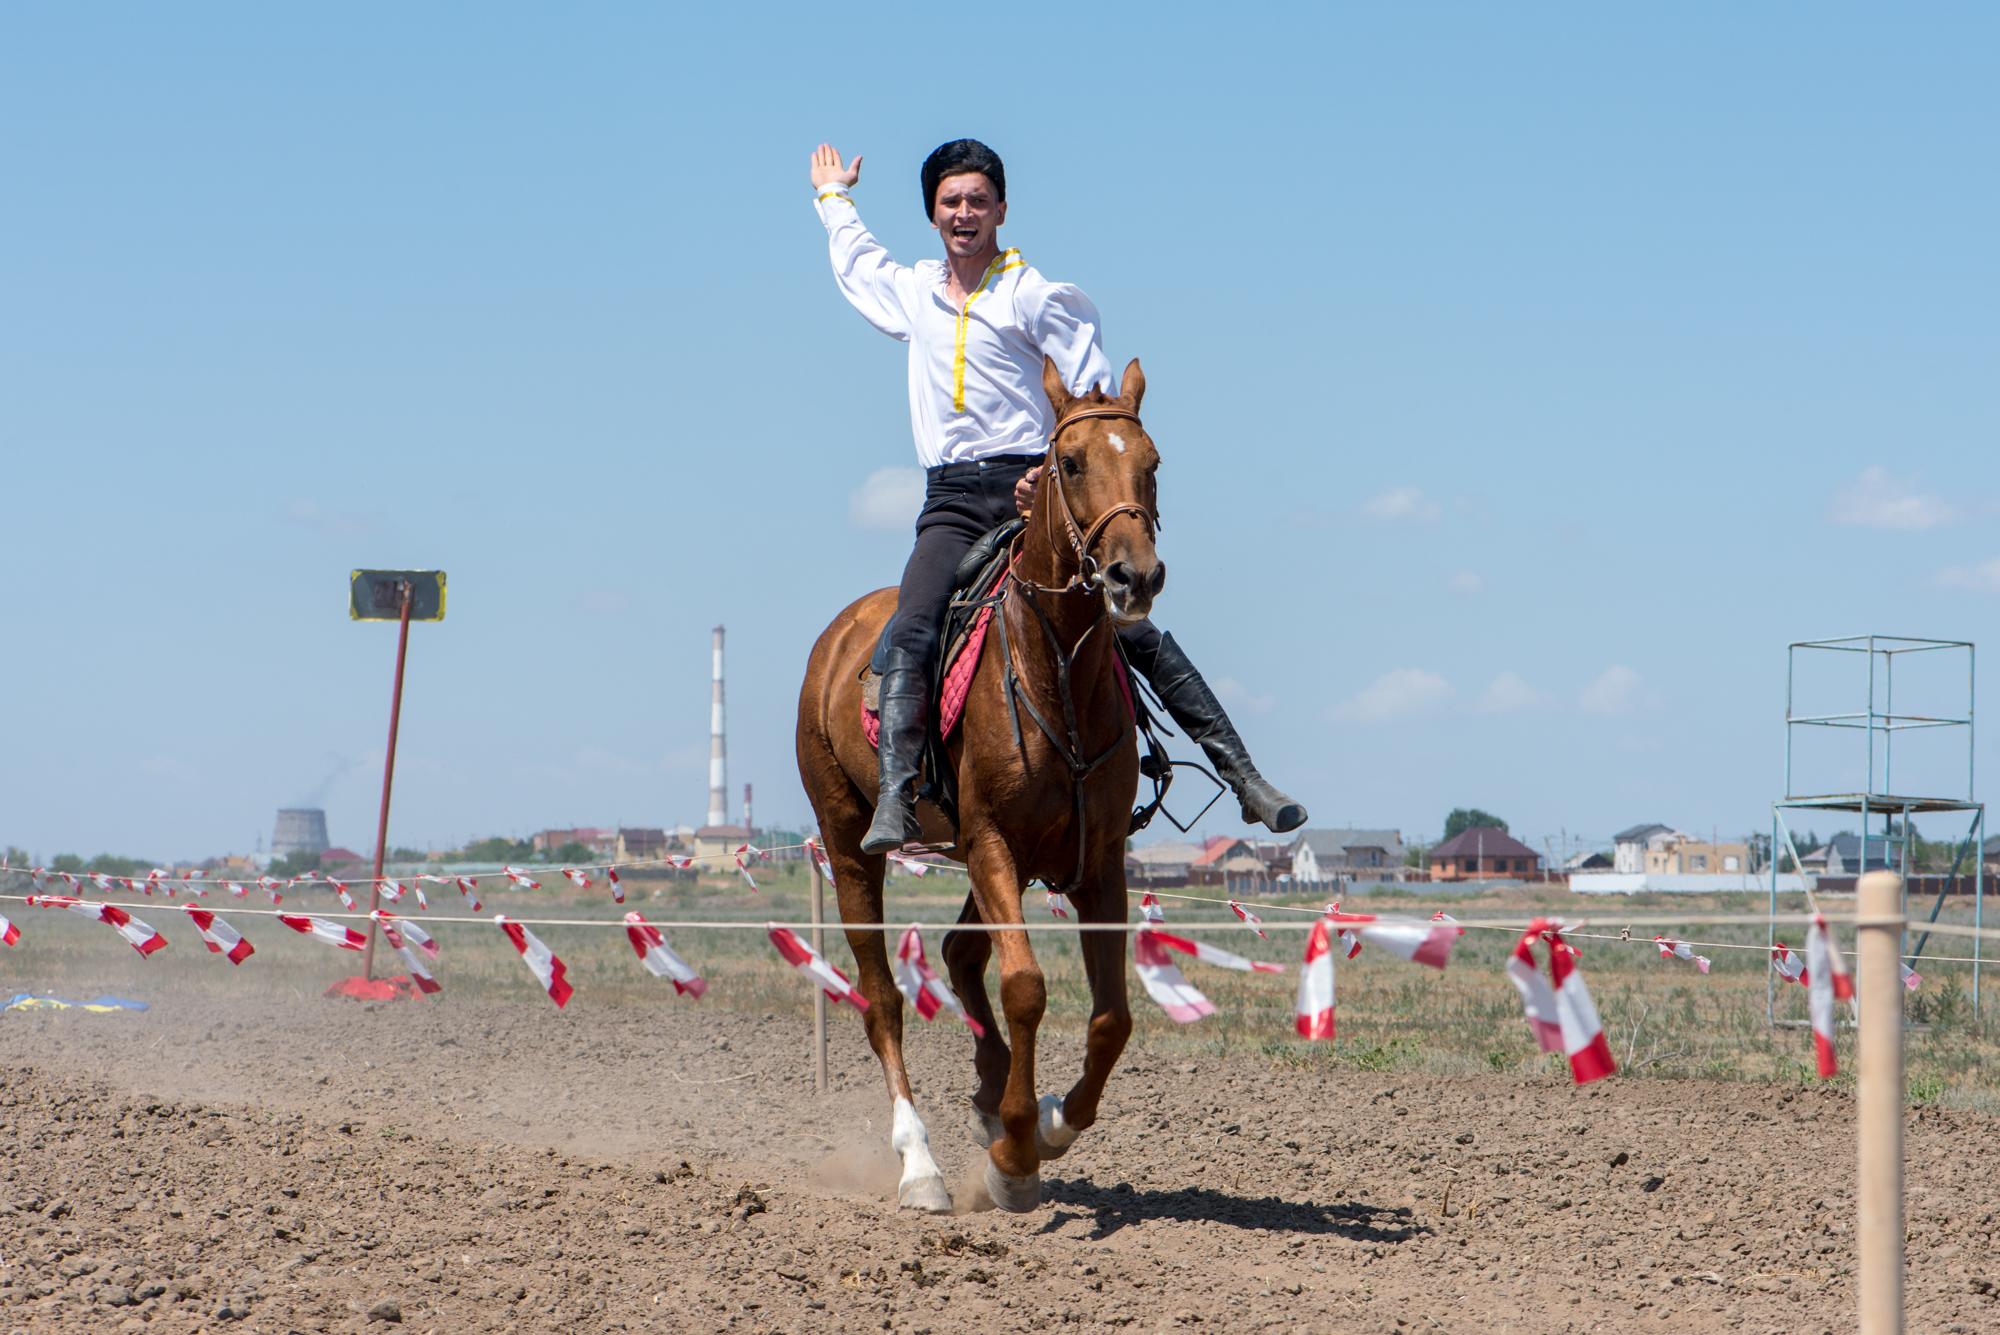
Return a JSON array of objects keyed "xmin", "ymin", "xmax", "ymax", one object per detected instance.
[{"xmin": 890, "ymin": 454, "xmax": 1162, "ymax": 679}]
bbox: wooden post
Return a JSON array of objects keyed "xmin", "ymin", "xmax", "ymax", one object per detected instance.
[
  {"xmin": 1856, "ymin": 870, "xmax": 1905, "ymax": 1335},
  {"xmin": 810, "ymin": 851, "xmax": 828, "ymax": 1094}
]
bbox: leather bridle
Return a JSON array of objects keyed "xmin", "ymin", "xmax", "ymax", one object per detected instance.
[
  {"xmin": 1011, "ymin": 406, "xmax": 1158, "ymax": 598},
  {"xmin": 988, "ymin": 403, "xmax": 1160, "ymax": 896}
]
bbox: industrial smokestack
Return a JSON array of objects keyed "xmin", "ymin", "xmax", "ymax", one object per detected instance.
[
  {"xmin": 743, "ymin": 783, "xmax": 753, "ymax": 834},
  {"xmin": 708, "ymin": 626, "xmax": 727, "ymax": 828}
]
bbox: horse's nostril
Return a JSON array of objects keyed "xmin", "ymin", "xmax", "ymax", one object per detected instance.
[
  {"xmin": 1104, "ymin": 561, "xmax": 1135, "ymax": 590},
  {"xmin": 1149, "ymin": 562, "xmax": 1166, "ymax": 596}
]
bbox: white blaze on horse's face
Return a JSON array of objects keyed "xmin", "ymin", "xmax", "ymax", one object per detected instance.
[{"xmin": 1108, "ymin": 433, "xmax": 1126, "ymax": 453}]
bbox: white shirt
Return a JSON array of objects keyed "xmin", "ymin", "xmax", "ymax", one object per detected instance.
[{"xmin": 815, "ymin": 183, "xmax": 1114, "ymax": 468}]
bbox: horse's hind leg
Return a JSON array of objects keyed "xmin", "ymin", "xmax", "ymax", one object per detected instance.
[
  {"xmin": 803, "ymin": 733, "xmax": 952, "ymax": 1213},
  {"xmin": 942, "ymin": 891, "xmax": 1010, "ymax": 1147}
]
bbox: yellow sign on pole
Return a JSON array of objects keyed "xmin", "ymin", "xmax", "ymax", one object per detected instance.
[{"xmin": 349, "ymin": 570, "xmax": 447, "ymax": 622}]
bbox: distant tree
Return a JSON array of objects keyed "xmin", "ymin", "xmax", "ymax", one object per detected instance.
[
  {"xmin": 50, "ymin": 854, "xmax": 84, "ymax": 873},
  {"xmin": 85, "ymin": 854, "xmax": 152, "ymax": 876},
  {"xmin": 1403, "ymin": 838, "xmax": 1431, "ymax": 868},
  {"xmin": 551, "ymin": 841, "xmax": 593, "ymax": 865},
  {"xmin": 1442, "ymin": 808, "xmax": 1508, "ymax": 841},
  {"xmin": 4, "ymin": 846, "xmax": 29, "ymax": 869},
  {"xmin": 460, "ymin": 836, "xmax": 533, "ymax": 863},
  {"xmin": 389, "ymin": 847, "xmax": 424, "ymax": 862},
  {"xmin": 267, "ymin": 850, "xmax": 322, "ymax": 878}
]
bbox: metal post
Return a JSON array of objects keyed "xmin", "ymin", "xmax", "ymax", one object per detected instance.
[
  {"xmin": 362, "ymin": 583, "xmax": 415, "ymax": 982},
  {"xmin": 810, "ymin": 850, "xmax": 828, "ymax": 1093},
  {"xmin": 1856, "ymin": 870, "xmax": 1905, "ymax": 1335}
]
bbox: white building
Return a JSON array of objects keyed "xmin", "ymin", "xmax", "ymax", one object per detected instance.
[{"xmin": 1290, "ymin": 829, "xmax": 1407, "ymax": 885}]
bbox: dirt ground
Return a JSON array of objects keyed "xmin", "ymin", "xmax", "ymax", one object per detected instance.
[{"xmin": 0, "ymin": 995, "xmax": 1996, "ymax": 1335}]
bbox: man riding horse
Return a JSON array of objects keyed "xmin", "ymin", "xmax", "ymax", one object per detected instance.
[{"xmin": 810, "ymin": 137, "xmax": 1306, "ymax": 852}]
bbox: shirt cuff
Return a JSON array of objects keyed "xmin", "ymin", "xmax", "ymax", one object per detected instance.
[{"xmin": 814, "ymin": 182, "xmax": 854, "ymax": 205}]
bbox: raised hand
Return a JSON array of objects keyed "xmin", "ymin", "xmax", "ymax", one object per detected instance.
[{"xmin": 810, "ymin": 143, "xmax": 862, "ymax": 190}]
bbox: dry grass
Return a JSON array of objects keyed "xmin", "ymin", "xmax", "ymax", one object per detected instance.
[{"xmin": 3, "ymin": 869, "xmax": 1993, "ymax": 1108}]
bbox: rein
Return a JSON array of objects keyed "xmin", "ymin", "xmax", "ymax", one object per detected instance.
[{"xmin": 988, "ymin": 405, "xmax": 1155, "ymax": 896}]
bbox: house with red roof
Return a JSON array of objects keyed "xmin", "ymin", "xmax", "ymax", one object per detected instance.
[{"xmin": 1429, "ymin": 827, "xmax": 1542, "ymax": 881}]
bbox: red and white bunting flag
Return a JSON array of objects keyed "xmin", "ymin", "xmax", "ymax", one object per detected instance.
[
  {"xmin": 456, "ymin": 876, "xmax": 483, "ymax": 911},
  {"xmin": 1145, "ymin": 928, "xmax": 1284, "ymax": 975},
  {"xmin": 30, "ymin": 867, "xmax": 46, "ymax": 891},
  {"xmin": 124, "ymin": 877, "xmax": 150, "ymax": 896},
  {"xmin": 0, "ymin": 915, "xmax": 19, "ymax": 946},
  {"xmin": 1132, "ymin": 928, "xmax": 1216, "ymax": 1024},
  {"xmin": 147, "ymin": 869, "xmax": 169, "ymax": 896},
  {"xmin": 256, "ymin": 876, "xmax": 285, "ymax": 904},
  {"xmin": 182, "ymin": 906, "xmax": 253, "ymax": 964},
  {"xmin": 886, "ymin": 850, "xmax": 931, "ymax": 877},
  {"xmin": 1506, "ymin": 921, "xmax": 1616, "ymax": 1085},
  {"xmin": 55, "ymin": 872, "xmax": 79, "ymax": 889},
  {"xmin": 1046, "ymin": 890, "xmax": 1074, "ymax": 919},
  {"xmin": 39, "ymin": 898, "xmax": 169, "ymax": 956},
  {"xmin": 1431, "ymin": 909, "xmax": 1461, "ymax": 926},
  {"xmin": 379, "ymin": 912, "xmax": 438, "ymax": 961},
  {"xmin": 496, "ymin": 915, "xmax": 572, "ymax": 1007},
  {"xmin": 1228, "ymin": 901, "xmax": 1268, "ymax": 939},
  {"xmin": 1139, "ymin": 891, "xmax": 1165, "ymax": 924},
  {"xmin": 1653, "ymin": 935, "xmax": 1711, "ymax": 974},
  {"xmin": 1901, "ymin": 962, "xmax": 1922, "ymax": 990},
  {"xmin": 1805, "ymin": 914, "xmax": 1854, "ymax": 1078},
  {"xmin": 184, "ymin": 869, "xmax": 208, "ymax": 897},
  {"xmin": 893, "ymin": 927, "xmax": 983, "ymax": 1035},
  {"xmin": 1296, "ymin": 917, "xmax": 1337, "ymax": 1039},
  {"xmin": 736, "ymin": 843, "xmax": 771, "ymax": 862},
  {"xmin": 606, "ymin": 867, "xmax": 624, "ymax": 904},
  {"xmin": 91, "ymin": 873, "xmax": 115, "ymax": 892},
  {"xmin": 1772, "ymin": 941, "xmax": 1806, "ymax": 984},
  {"xmin": 414, "ymin": 884, "xmax": 430, "ymax": 910},
  {"xmin": 805, "ymin": 838, "xmax": 837, "ymax": 886},
  {"xmin": 379, "ymin": 879, "xmax": 405, "ymax": 903},
  {"xmin": 502, "ymin": 865, "xmax": 542, "ymax": 890},
  {"xmin": 1331, "ymin": 912, "xmax": 1458, "ymax": 970},
  {"xmin": 734, "ymin": 853, "xmax": 757, "ymax": 889},
  {"xmin": 667, "ymin": 855, "xmax": 696, "ymax": 870},
  {"xmin": 376, "ymin": 917, "xmax": 441, "ymax": 994},
  {"xmin": 623, "ymin": 912, "xmax": 705, "ymax": 997},
  {"xmin": 768, "ymin": 925, "xmax": 869, "ymax": 1011},
  {"xmin": 278, "ymin": 914, "xmax": 368, "ymax": 951},
  {"xmin": 561, "ymin": 867, "xmax": 592, "ymax": 889},
  {"xmin": 326, "ymin": 877, "xmax": 356, "ymax": 911},
  {"xmin": 1324, "ymin": 902, "xmax": 1362, "ymax": 959}
]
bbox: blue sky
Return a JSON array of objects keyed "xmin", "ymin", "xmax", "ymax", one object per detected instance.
[{"xmin": 4, "ymin": 4, "xmax": 1996, "ymax": 863}]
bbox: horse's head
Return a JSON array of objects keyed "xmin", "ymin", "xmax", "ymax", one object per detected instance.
[{"xmin": 1038, "ymin": 356, "xmax": 1163, "ymax": 624}]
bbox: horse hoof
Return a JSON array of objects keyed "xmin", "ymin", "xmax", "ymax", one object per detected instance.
[
  {"xmin": 983, "ymin": 1160, "xmax": 1042, "ymax": 1214},
  {"xmin": 899, "ymin": 1172, "xmax": 954, "ymax": 1215},
  {"xmin": 1034, "ymin": 1094, "xmax": 1080, "ymax": 1161},
  {"xmin": 968, "ymin": 1102, "xmax": 1005, "ymax": 1148}
]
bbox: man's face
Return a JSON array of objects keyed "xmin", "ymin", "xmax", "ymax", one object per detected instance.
[{"xmin": 931, "ymin": 172, "xmax": 1007, "ymax": 259}]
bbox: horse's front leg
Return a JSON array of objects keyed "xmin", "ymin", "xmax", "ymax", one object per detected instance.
[
  {"xmin": 964, "ymin": 835, "xmax": 1045, "ymax": 1213},
  {"xmin": 1036, "ymin": 852, "xmax": 1133, "ymax": 1162},
  {"xmin": 830, "ymin": 847, "xmax": 953, "ymax": 1215}
]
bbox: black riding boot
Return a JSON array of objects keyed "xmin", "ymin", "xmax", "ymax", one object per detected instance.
[
  {"xmin": 1134, "ymin": 631, "xmax": 1307, "ymax": 834},
  {"xmin": 861, "ymin": 649, "xmax": 929, "ymax": 854}
]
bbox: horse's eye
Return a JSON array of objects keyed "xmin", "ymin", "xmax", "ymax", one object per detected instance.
[{"xmin": 1061, "ymin": 455, "xmax": 1081, "ymax": 476}]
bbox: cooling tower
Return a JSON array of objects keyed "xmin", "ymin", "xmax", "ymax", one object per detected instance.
[{"xmin": 273, "ymin": 808, "xmax": 330, "ymax": 857}]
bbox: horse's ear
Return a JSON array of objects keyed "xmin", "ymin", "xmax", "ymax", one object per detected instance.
[
  {"xmin": 1043, "ymin": 356, "xmax": 1074, "ymax": 421},
  {"xmin": 1120, "ymin": 358, "xmax": 1146, "ymax": 411}
]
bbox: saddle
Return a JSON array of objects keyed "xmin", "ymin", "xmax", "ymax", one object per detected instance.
[{"xmin": 861, "ymin": 518, "xmax": 1022, "ymax": 747}]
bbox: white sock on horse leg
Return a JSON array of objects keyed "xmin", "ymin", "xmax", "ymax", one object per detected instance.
[
  {"xmin": 1035, "ymin": 1093, "xmax": 1080, "ymax": 1159},
  {"xmin": 891, "ymin": 1097, "xmax": 951, "ymax": 1213}
]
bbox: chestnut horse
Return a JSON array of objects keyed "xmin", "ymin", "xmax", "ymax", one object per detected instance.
[{"xmin": 796, "ymin": 357, "xmax": 1162, "ymax": 1213}]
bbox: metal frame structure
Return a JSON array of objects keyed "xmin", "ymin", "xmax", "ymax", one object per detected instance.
[{"xmin": 1771, "ymin": 635, "xmax": 1983, "ymax": 1024}]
